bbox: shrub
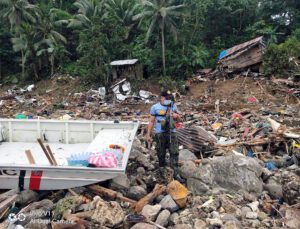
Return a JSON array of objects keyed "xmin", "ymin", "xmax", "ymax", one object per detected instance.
[{"xmin": 263, "ymin": 38, "xmax": 300, "ymax": 76}]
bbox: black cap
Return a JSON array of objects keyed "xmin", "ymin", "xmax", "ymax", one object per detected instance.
[
  {"xmin": 160, "ymin": 90, "xmax": 173, "ymax": 100},
  {"xmin": 160, "ymin": 90, "xmax": 170, "ymax": 97}
]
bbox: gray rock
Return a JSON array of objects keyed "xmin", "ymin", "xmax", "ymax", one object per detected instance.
[
  {"xmin": 241, "ymin": 206, "xmax": 252, "ymax": 218},
  {"xmin": 130, "ymin": 223, "xmax": 156, "ymax": 229},
  {"xmin": 141, "ymin": 204, "xmax": 161, "ymax": 221},
  {"xmin": 223, "ymin": 220, "xmax": 241, "ymax": 229},
  {"xmin": 159, "ymin": 195, "xmax": 179, "ymax": 212},
  {"xmin": 245, "ymin": 212, "xmax": 258, "ymax": 219},
  {"xmin": 246, "ymin": 201, "xmax": 259, "ymax": 212},
  {"xmin": 17, "ymin": 190, "xmax": 39, "ymax": 205},
  {"xmin": 179, "ymin": 161, "xmax": 199, "ymax": 179},
  {"xmin": 211, "ymin": 211, "xmax": 220, "ymax": 219},
  {"xmin": 155, "ymin": 209, "xmax": 170, "ymax": 227},
  {"xmin": 221, "ymin": 214, "xmax": 239, "ymax": 222},
  {"xmin": 242, "ymin": 219, "xmax": 260, "ymax": 228},
  {"xmin": 194, "ymin": 219, "xmax": 207, "ymax": 229},
  {"xmin": 263, "ymin": 177, "xmax": 283, "ymax": 199},
  {"xmin": 173, "ymin": 224, "xmax": 193, "ymax": 229},
  {"xmin": 183, "ymin": 155, "xmax": 263, "ymax": 195},
  {"xmin": 243, "ymin": 192, "xmax": 257, "ymax": 202},
  {"xmin": 111, "ymin": 174, "xmax": 130, "ymax": 191},
  {"xmin": 169, "ymin": 212, "xmax": 179, "ymax": 225},
  {"xmin": 257, "ymin": 211, "xmax": 268, "ymax": 221},
  {"xmin": 206, "ymin": 218, "xmax": 223, "ymax": 226},
  {"xmin": 179, "ymin": 149, "xmax": 197, "ymax": 161},
  {"xmin": 137, "ymin": 167, "xmax": 146, "ymax": 175},
  {"xmin": 136, "ymin": 154, "xmax": 153, "ymax": 170},
  {"xmin": 127, "ymin": 186, "xmax": 147, "ymax": 200},
  {"xmin": 130, "ymin": 148, "xmax": 143, "ymax": 160}
]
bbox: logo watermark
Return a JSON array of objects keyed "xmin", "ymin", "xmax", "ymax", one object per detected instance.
[{"xmin": 8, "ymin": 210, "xmax": 74, "ymax": 225}]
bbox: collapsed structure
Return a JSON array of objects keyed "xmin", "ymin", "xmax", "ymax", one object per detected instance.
[{"xmin": 218, "ymin": 36, "xmax": 266, "ymax": 73}]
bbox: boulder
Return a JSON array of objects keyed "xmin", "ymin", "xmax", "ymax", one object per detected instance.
[
  {"xmin": 155, "ymin": 209, "xmax": 170, "ymax": 227},
  {"xmin": 182, "ymin": 155, "xmax": 263, "ymax": 195},
  {"xmin": 159, "ymin": 195, "xmax": 179, "ymax": 212},
  {"xmin": 179, "ymin": 149, "xmax": 197, "ymax": 161},
  {"xmin": 141, "ymin": 204, "xmax": 161, "ymax": 221},
  {"xmin": 127, "ymin": 186, "xmax": 147, "ymax": 200},
  {"xmin": 110, "ymin": 174, "xmax": 130, "ymax": 191}
]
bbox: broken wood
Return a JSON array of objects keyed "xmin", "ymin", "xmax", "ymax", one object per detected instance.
[
  {"xmin": 0, "ymin": 194, "xmax": 18, "ymax": 213},
  {"xmin": 88, "ymin": 185, "xmax": 136, "ymax": 205},
  {"xmin": 134, "ymin": 184, "xmax": 166, "ymax": 213},
  {"xmin": 46, "ymin": 144, "xmax": 58, "ymax": 165},
  {"xmin": 37, "ymin": 138, "xmax": 54, "ymax": 165}
]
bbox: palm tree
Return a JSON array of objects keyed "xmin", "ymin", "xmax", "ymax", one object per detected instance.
[
  {"xmin": 67, "ymin": 0, "xmax": 107, "ymax": 29},
  {"xmin": 134, "ymin": 0, "xmax": 185, "ymax": 76},
  {"xmin": 105, "ymin": 0, "xmax": 141, "ymax": 40},
  {"xmin": 11, "ymin": 33, "xmax": 28, "ymax": 77},
  {"xmin": 0, "ymin": 0, "xmax": 36, "ymax": 29}
]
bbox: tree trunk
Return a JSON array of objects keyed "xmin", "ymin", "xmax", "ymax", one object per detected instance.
[
  {"xmin": 33, "ymin": 63, "xmax": 38, "ymax": 80},
  {"xmin": 21, "ymin": 51, "xmax": 25, "ymax": 79},
  {"xmin": 161, "ymin": 23, "xmax": 166, "ymax": 76},
  {"xmin": 50, "ymin": 56, "xmax": 54, "ymax": 76},
  {"xmin": 0, "ymin": 58, "xmax": 2, "ymax": 80}
]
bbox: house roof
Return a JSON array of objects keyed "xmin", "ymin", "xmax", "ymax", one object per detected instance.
[
  {"xmin": 219, "ymin": 36, "xmax": 264, "ymax": 60},
  {"xmin": 110, "ymin": 59, "xmax": 138, "ymax": 66}
]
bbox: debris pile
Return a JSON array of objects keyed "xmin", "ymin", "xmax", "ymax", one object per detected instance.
[{"xmin": 0, "ymin": 73, "xmax": 300, "ymax": 228}]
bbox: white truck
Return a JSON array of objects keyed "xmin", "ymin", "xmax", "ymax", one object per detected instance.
[{"xmin": 0, "ymin": 119, "xmax": 139, "ymax": 190}]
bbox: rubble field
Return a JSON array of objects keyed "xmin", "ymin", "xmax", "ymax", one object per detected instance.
[{"xmin": 0, "ymin": 74, "xmax": 300, "ymax": 229}]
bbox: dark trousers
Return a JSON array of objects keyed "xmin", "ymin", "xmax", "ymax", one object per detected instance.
[{"xmin": 155, "ymin": 132, "xmax": 179, "ymax": 174}]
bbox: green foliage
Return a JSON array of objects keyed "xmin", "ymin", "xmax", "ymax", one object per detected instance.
[
  {"xmin": 263, "ymin": 37, "xmax": 300, "ymax": 76},
  {"xmin": 63, "ymin": 62, "xmax": 89, "ymax": 77},
  {"xmin": 159, "ymin": 75, "xmax": 185, "ymax": 92},
  {"xmin": 1, "ymin": 0, "xmax": 300, "ymax": 83}
]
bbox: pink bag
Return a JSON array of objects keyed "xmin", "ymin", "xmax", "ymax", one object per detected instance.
[{"xmin": 88, "ymin": 152, "xmax": 118, "ymax": 168}]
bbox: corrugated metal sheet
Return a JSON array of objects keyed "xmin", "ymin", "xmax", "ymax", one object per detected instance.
[
  {"xmin": 110, "ymin": 59, "xmax": 138, "ymax": 66},
  {"xmin": 219, "ymin": 36, "xmax": 263, "ymax": 60}
]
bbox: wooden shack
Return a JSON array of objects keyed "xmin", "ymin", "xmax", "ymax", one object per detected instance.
[
  {"xmin": 218, "ymin": 36, "xmax": 266, "ymax": 73},
  {"xmin": 110, "ymin": 59, "xmax": 143, "ymax": 80}
]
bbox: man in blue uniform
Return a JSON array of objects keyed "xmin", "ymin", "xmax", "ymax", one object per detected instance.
[{"xmin": 147, "ymin": 91, "xmax": 184, "ymax": 182}]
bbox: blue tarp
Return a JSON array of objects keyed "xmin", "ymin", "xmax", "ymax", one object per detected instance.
[{"xmin": 218, "ymin": 50, "xmax": 228, "ymax": 60}]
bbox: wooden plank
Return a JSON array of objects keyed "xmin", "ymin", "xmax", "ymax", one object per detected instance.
[
  {"xmin": 25, "ymin": 150, "xmax": 36, "ymax": 164},
  {"xmin": 37, "ymin": 138, "xmax": 54, "ymax": 165},
  {"xmin": 46, "ymin": 145, "xmax": 58, "ymax": 166},
  {"xmin": 0, "ymin": 194, "xmax": 18, "ymax": 213}
]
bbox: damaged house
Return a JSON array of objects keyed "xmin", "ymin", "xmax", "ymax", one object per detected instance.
[
  {"xmin": 110, "ymin": 59, "xmax": 143, "ymax": 80},
  {"xmin": 218, "ymin": 36, "xmax": 266, "ymax": 73}
]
